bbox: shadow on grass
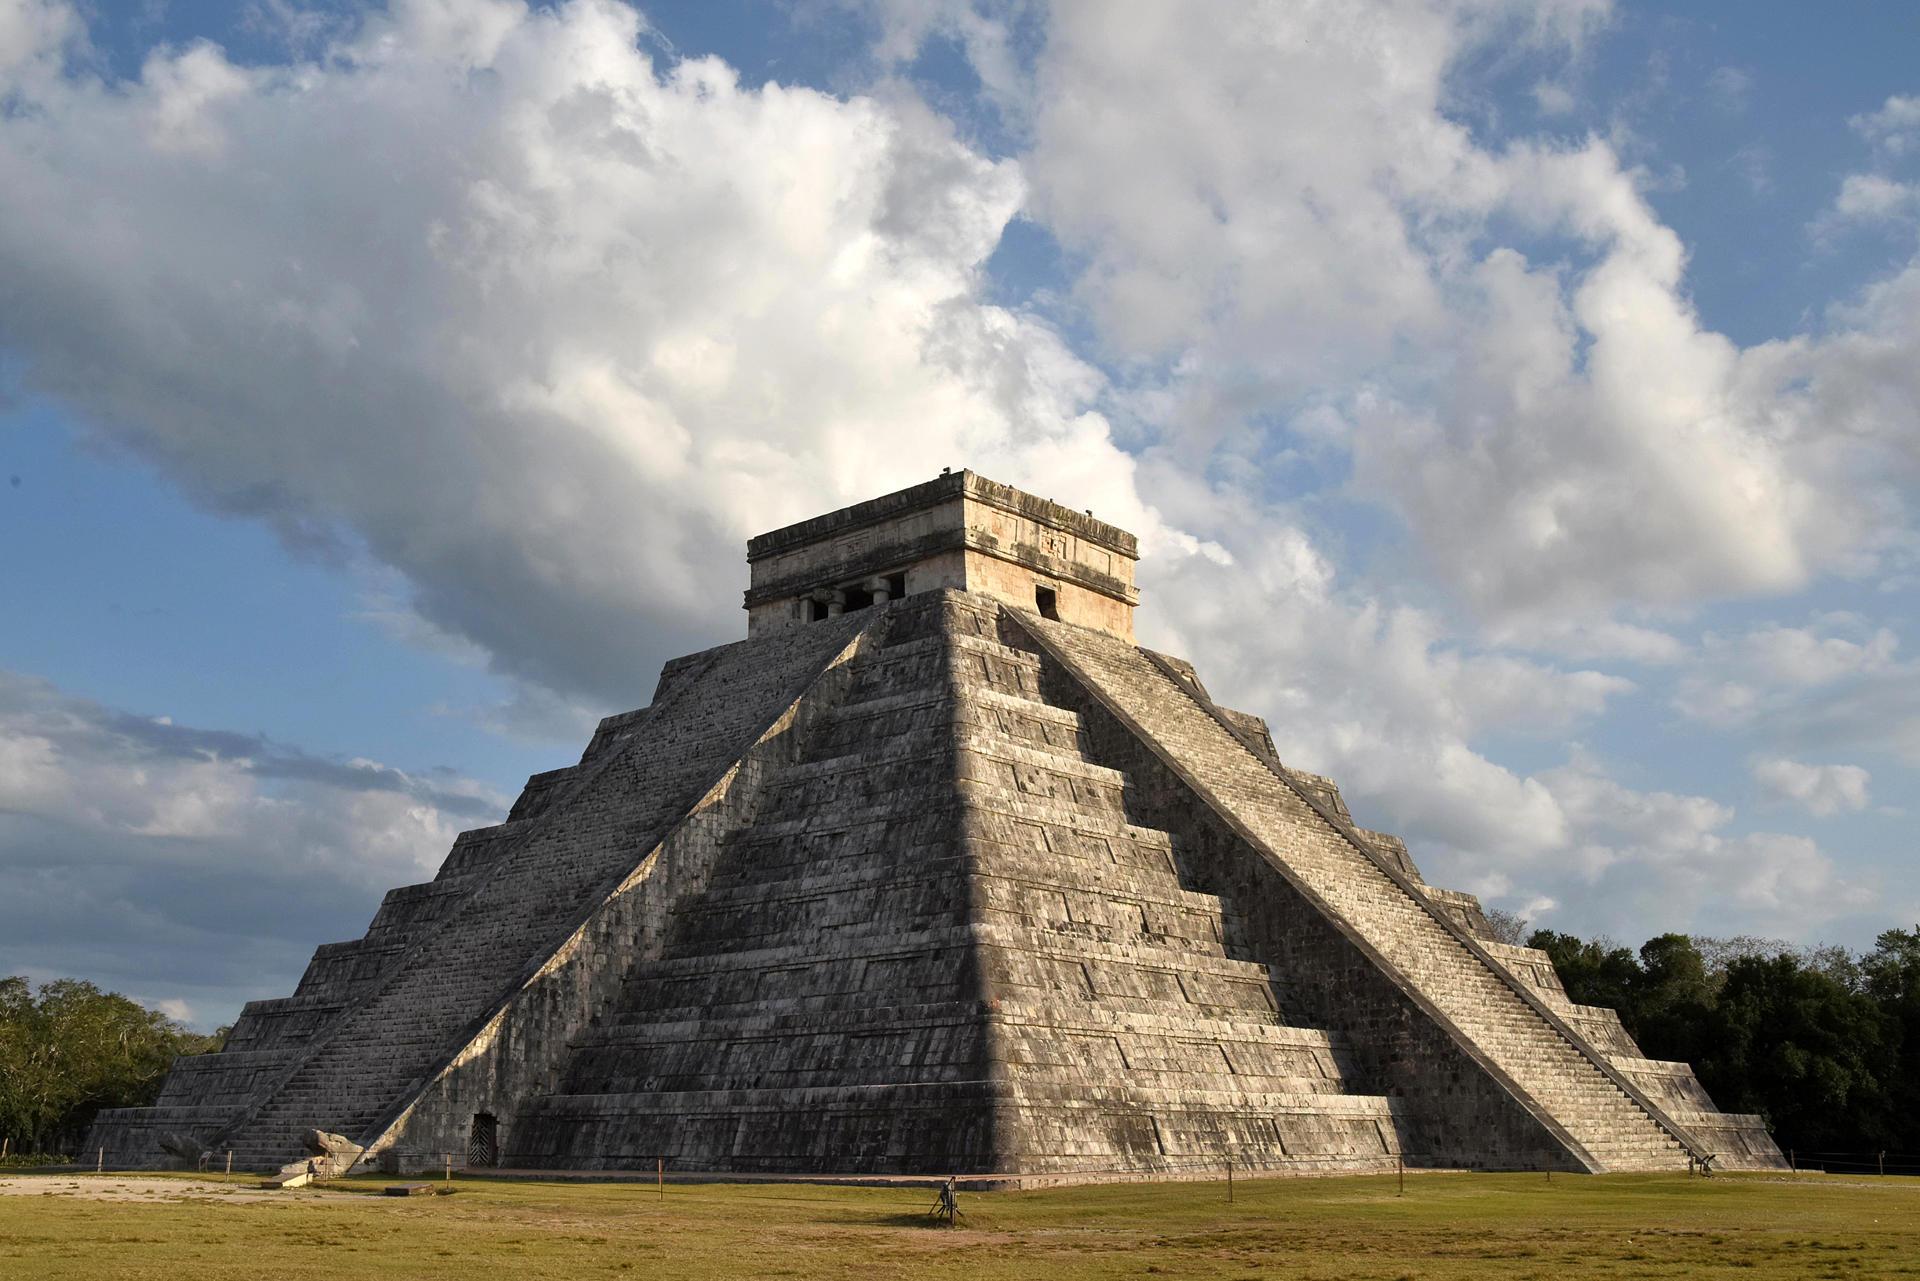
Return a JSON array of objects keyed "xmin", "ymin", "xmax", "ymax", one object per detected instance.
[{"xmin": 865, "ymin": 1211, "xmax": 969, "ymax": 1229}]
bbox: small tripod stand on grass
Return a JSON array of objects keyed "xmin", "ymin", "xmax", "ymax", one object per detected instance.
[{"xmin": 927, "ymin": 1177, "xmax": 961, "ymax": 1226}]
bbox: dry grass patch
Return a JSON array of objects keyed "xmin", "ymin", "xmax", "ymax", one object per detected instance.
[{"xmin": 0, "ymin": 1169, "xmax": 1914, "ymax": 1279}]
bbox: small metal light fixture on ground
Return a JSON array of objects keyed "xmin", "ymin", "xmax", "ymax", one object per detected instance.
[{"xmin": 96, "ymin": 1147, "xmax": 103, "ymax": 1174}]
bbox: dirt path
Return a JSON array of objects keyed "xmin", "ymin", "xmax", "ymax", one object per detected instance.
[{"xmin": 0, "ymin": 1175, "xmax": 341, "ymax": 1203}]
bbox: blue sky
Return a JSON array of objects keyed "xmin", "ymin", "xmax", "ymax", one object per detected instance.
[{"xmin": 2, "ymin": 0, "xmax": 1917, "ymax": 1028}]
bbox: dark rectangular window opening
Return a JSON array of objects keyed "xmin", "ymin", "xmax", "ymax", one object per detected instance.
[
  {"xmin": 807, "ymin": 598, "xmax": 829, "ymax": 622},
  {"xmin": 844, "ymin": 585, "xmax": 875, "ymax": 612},
  {"xmin": 885, "ymin": 572, "xmax": 907, "ymax": 600},
  {"xmin": 1035, "ymin": 585, "xmax": 1060, "ymax": 620}
]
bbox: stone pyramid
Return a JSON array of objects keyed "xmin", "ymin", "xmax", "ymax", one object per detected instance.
[{"xmin": 92, "ymin": 471, "xmax": 1784, "ymax": 1179}]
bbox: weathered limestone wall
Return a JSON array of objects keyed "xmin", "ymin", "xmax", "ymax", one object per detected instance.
[
  {"xmin": 513, "ymin": 595, "xmax": 999, "ymax": 1171},
  {"xmin": 939, "ymin": 597, "xmax": 1398, "ymax": 1174},
  {"xmin": 94, "ymin": 612, "xmax": 879, "ymax": 1172},
  {"xmin": 508, "ymin": 591, "xmax": 1403, "ymax": 1177},
  {"xmin": 362, "ymin": 625, "xmax": 876, "ymax": 1170},
  {"xmin": 1012, "ymin": 612, "xmax": 1708, "ymax": 1172},
  {"xmin": 90, "ymin": 818, "xmax": 522, "ymax": 1164},
  {"xmin": 1014, "ymin": 632, "xmax": 1581, "ymax": 1170},
  {"xmin": 959, "ymin": 549, "xmax": 1134, "ymax": 640},
  {"xmin": 744, "ymin": 471, "xmax": 1138, "ymax": 640}
]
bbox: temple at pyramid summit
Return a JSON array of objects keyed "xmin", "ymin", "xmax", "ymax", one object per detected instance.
[{"xmin": 91, "ymin": 470, "xmax": 1786, "ymax": 1179}]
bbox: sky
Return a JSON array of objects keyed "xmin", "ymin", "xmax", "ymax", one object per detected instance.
[{"xmin": 2, "ymin": 0, "xmax": 1917, "ymax": 1031}]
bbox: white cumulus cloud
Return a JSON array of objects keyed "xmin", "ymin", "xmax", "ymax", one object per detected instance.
[
  {"xmin": 0, "ymin": 667, "xmax": 505, "ymax": 1025},
  {"xmin": 1852, "ymin": 93, "xmax": 1920, "ymax": 157},
  {"xmin": 1752, "ymin": 757, "xmax": 1872, "ymax": 817},
  {"xmin": 932, "ymin": 1, "xmax": 1916, "ymax": 636},
  {"xmin": 0, "ymin": 0, "xmax": 1167, "ymax": 706}
]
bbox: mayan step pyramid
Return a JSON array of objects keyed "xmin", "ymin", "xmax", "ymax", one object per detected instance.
[{"xmin": 91, "ymin": 471, "xmax": 1785, "ymax": 1178}]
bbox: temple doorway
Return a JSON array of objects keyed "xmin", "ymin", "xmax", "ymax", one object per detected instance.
[{"xmin": 467, "ymin": 1112, "xmax": 498, "ymax": 1167}]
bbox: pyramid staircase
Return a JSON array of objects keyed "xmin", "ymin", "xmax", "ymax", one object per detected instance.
[
  {"xmin": 1012, "ymin": 612, "xmax": 1708, "ymax": 1172},
  {"xmin": 153, "ymin": 614, "xmax": 877, "ymax": 1172},
  {"xmin": 516, "ymin": 592, "xmax": 1403, "ymax": 1175}
]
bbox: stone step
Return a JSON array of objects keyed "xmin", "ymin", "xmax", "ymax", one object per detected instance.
[
  {"xmin": 818, "ymin": 682, "xmax": 1082, "ymax": 739},
  {"xmin": 1016, "ymin": 615, "xmax": 1700, "ymax": 1170},
  {"xmin": 620, "ymin": 920, "xmax": 1283, "ymax": 996},
  {"xmin": 678, "ymin": 864, "xmax": 1232, "ymax": 936},
  {"xmin": 525, "ymin": 1080, "xmax": 1396, "ymax": 1120},
  {"xmin": 762, "ymin": 729, "xmax": 1133, "ymax": 818},
  {"xmin": 587, "ymin": 997, "xmax": 1351, "ymax": 1049}
]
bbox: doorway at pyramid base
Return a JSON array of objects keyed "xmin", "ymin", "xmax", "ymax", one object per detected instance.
[{"xmin": 89, "ymin": 585, "xmax": 1783, "ymax": 1180}]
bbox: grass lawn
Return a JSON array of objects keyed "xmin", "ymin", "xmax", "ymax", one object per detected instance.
[{"xmin": 2, "ymin": 1168, "xmax": 1915, "ymax": 1279}]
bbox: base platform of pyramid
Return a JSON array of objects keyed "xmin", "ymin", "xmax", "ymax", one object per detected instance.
[{"xmin": 90, "ymin": 471, "xmax": 1784, "ymax": 1179}]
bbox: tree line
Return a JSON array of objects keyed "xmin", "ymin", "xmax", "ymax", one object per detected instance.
[
  {"xmin": 1508, "ymin": 923, "xmax": 1920, "ymax": 1161},
  {"xmin": 0, "ymin": 977, "xmax": 225, "ymax": 1160}
]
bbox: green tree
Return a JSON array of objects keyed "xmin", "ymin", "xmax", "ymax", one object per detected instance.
[
  {"xmin": 1528, "ymin": 930, "xmax": 1640, "ymax": 1014},
  {"xmin": 1694, "ymin": 953, "xmax": 1894, "ymax": 1154},
  {"xmin": 0, "ymin": 977, "xmax": 34, "ymax": 1153},
  {"xmin": 0, "ymin": 976, "xmax": 226, "ymax": 1156},
  {"xmin": 1627, "ymin": 933, "xmax": 1716, "ymax": 1070},
  {"xmin": 1520, "ymin": 926, "xmax": 1920, "ymax": 1159},
  {"xmin": 1859, "ymin": 927, "xmax": 1920, "ymax": 1152}
]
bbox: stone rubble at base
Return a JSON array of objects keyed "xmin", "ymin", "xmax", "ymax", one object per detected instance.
[{"xmin": 87, "ymin": 472, "xmax": 1785, "ymax": 1181}]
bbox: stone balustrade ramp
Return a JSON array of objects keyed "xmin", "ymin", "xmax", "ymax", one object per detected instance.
[
  {"xmin": 110, "ymin": 612, "xmax": 877, "ymax": 1172},
  {"xmin": 1010, "ymin": 611, "xmax": 1724, "ymax": 1173}
]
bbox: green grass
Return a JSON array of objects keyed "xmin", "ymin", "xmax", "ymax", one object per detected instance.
[{"xmin": 3, "ymin": 1169, "xmax": 1916, "ymax": 1279}]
